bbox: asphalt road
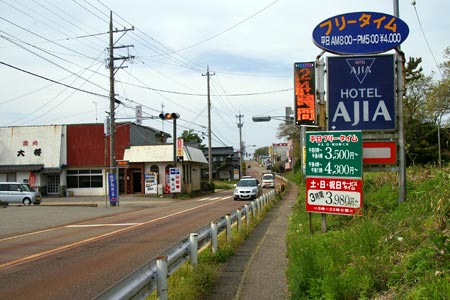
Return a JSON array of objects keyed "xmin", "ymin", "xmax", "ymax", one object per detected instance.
[{"xmin": 0, "ymin": 189, "xmax": 254, "ymax": 300}]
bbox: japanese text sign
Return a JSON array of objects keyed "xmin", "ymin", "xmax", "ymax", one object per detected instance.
[
  {"xmin": 169, "ymin": 168, "xmax": 181, "ymax": 193},
  {"xmin": 305, "ymin": 130, "xmax": 363, "ymax": 216},
  {"xmin": 306, "ymin": 131, "xmax": 363, "ymax": 178},
  {"xmin": 294, "ymin": 62, "xmax": 316, "ymax": 125},
  {"xmin": 327, "ymin": 54, "xmax": 395, "ymax": 131},
  {"xmin": 108, "ymin": 173, "xmax": 118, "ymax": 205},
  {"xmin": 312, "ymin": 11, "xmax": 409, "ymax": 55},
  {"xmin": 306, "ymin": 177, "xmax": 363, "ymax": 215}
]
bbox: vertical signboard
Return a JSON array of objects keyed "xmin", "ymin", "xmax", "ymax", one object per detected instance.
[
  {"xmin": 108, "ymin": 172, "xmax": 118, "ymax": 206},
  {"xmin": 305, "ymin": 131, "xmax": 363, "ymax": 215},
  {"xmin": 176, "ymin": 138, "xmax": 184, "ymax": 161},
  {"xmin": 327, "ymin": 54, "xmax": 395, "ymax": 131},
  {"xmin": 169, "ymin": 167, "xmax": 181, "ymax": 193},
  {"xmin": 294, "ymin": 62, "xmax": 316, "ymax": 125}
]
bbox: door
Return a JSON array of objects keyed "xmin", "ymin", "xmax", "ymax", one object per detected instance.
[{"xmin": 47, "ymin": 174, "xmax": 60, "ymax": 195}]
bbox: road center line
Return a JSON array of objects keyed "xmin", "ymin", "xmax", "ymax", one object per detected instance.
[{"xmin": 0, "ymin": 197, "xmax": 229, "ymax": 269}]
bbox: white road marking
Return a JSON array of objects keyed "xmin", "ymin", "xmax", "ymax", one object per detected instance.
[{"xmin": 66, "ymin": 223, "xmax": 141, "ymax": 228}]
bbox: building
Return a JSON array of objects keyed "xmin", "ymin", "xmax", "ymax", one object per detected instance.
[
  {"xmin": 201, "ymin": 146, "xmax": 239, "ymax": 180},
  {"xmin": 0, "ymin": 123, "xmax": 208, "ymax": 197},
  {"xmin": 123, "ymin": 144, "xmax": 208, "ymax": 194}
]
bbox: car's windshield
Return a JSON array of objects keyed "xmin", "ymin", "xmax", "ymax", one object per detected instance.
[
  {"xmin": 20, "ymin": 184, "xmax": 33, "ymax": 192},
  {"xmin": 237, "ymin": 179, "xmax": 257, "ymax": 187},
  {"xmin": 262, "ymin": 175, "xmax": 273, "ymax": 180}
]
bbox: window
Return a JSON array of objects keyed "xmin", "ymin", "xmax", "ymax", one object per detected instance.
[{"xmin": 67, "ymin": 169, "xmax": 103, "ymax": 188}]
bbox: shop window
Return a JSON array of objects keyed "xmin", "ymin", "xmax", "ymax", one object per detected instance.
[{"xmin": 67, "ymin": 169, "xmax": 103, "ymax": 188}]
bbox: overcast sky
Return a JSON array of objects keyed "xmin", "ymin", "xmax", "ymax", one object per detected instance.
[{"xmin": 0, "ymin": 0, "xmax": 448, "ymax": 153}]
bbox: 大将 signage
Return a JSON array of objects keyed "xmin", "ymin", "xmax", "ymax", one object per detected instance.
[{"xmin": 312, "ymin": 11, "xmax": 409, "ymax": 55}]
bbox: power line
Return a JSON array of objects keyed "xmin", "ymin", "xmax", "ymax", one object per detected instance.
[
  {"xmin": 0, "ymin": 61, "xmax": 109, "ymax": 99},
  {"xmin": 411, "ymin": 1, "xmax": 443, "ymax": 77},
  {"xmin": 171, "ymin": 0, "xmax": 280, "ymax": 53}
]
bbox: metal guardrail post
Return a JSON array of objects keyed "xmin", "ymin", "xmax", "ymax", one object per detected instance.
[
  {"xmin": 245, "ymin": 204, "xmax": 250, "ymax": 226},
  {"xmin": 251, "ymin": 201, "xmax": 256, "ymax": 219},
  {"xmin": 211, "ymin": 222, "xmax": 218, "ymax": 253},
  {"xmin": 156, "ymin": 256, "xmax": 168, "ymax": 300},
  {"xmin": 189, "ymin": 233, "xmax": 198, "ymax": 267},
  {"xmin": 226, "ymin": 214, "xmax": 232, "ymax": 243},
  {"xmin": 236, "ymin": 208, "xmax": 242, "ymax": 232}
]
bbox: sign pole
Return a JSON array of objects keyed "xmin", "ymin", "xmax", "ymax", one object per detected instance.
[{"xmin": 394, "ymin": 1, "xmax": 406, "ymax": 203}]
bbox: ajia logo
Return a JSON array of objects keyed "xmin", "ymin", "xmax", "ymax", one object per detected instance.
[{"xmin": 346, "ymin": 58, "xmax": 376, "ymax": 84}]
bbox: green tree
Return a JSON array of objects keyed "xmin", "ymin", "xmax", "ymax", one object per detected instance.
[
  {"xmin": 425, "ymin": 47, "xmax": 450, "ymax": 166},
  {"xmin": 276, "ymin": 122, "xmax": 301, "ymax": 170},
  {"xmin": 403, "ymin": 57, "xmax": 435, "ymax": 165},
  {"xmin": 180, "ymin": 130, "xmax": 206, "ymax": 150}
]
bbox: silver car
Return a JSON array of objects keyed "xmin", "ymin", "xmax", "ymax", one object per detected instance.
[
  {"xmin": 233, "ymin": 177, "xmax": 262, "ymax": 200},
  {"xmin": 0, "ymin": 182, "xmax": 42, "ymax": 205}
]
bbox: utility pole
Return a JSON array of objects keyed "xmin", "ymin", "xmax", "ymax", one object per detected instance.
[
  {"xmin": 202, "ymin": 65, "xmax": 215, "ymax": 184},
  {"xmin": 236, "ymin": 114, "xmax": 244, "ymax": 178},
  {"xmin": 107, "ymin": 11, "xmax": 134, "ymax": 206}
]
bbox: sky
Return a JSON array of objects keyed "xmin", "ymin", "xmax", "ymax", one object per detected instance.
[{"xmin": 0, "ymin": 0, "xmax": 448, "ymax": 154}]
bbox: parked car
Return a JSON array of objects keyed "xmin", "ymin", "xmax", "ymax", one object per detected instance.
[
  {"xmin": 233, "ymin": 177, "xmax": 262, "ymax": 200},
  {"xmin": 261, "ymin": 173, "xmax": 275, "ymax": 188},
  {"xmin": 0, "ymin": 182, "xmax": 42, "ymax": 205}
]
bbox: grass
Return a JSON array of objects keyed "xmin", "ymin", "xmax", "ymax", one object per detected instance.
[{"xmin": 286, "ymin": 165, "xmax": 450, "ymax": 299}]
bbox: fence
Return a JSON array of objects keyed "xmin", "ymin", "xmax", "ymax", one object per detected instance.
[{"xmin": 94, "ymin": 189, "xmax": 278, "ymax": 300}]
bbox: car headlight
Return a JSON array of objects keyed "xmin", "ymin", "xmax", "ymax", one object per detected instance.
[
  {"xmin": 234, "ymin": 188, "xmax": 239, "ymax": 193},
  {"xmin": 252, "ymin": 188, "xmax": 257, "ymax": 193}
]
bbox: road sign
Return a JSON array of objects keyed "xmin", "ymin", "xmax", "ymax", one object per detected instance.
[
  {"xmin": 327, "ymin": 54, "xmax": 395, "ymax": 131},
  {"xmin": 312, "ymin": 11, "xmax": 409, "ymax": 55},
  {"xmin": 306, "ymin": 131, "xmax": 363, "ymax": 178},
  {"xmin": 306, "ymin": 177, "xmax": 362, "ymax": 215},
  {"xmin": 305, "ymin": 131, "xmax": 363, "ymax": 215}
]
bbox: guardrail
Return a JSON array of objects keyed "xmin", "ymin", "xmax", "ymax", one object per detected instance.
[{"xmin": 94, "ymin": 189, "xmax": 277, "ymax": 300}]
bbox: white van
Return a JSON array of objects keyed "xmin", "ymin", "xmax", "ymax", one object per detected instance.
[{"xmin": 0, "ymin": 182, "xmax": 42, "ymax": 205}]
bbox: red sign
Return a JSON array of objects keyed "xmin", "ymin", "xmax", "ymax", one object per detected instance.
[
  {"xmin": 306, "ymin": 177, "xmax": 363, "ymax": 215},
  {"xmin": 176, "ymin": 138, "xmax": 184, "ymax": 158},
  {"xmin": 363, "ymin": 141, "xmax": 397, "ymax": 164},
  {"xmin": 294, "ymin": 62, "xmax": 316, "ymax": 125}
]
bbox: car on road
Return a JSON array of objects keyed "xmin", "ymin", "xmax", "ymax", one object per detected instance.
[
  {"xmin": 0, "ymin": 182, "xmax": 42, "ymax": 205},
  {"xmin": 233, "ymin": 177, "xmax": 262, "ymax": 200},
  {"xmin": 261, "ymin": 173, "xmax": 275, "ymax": 188}
]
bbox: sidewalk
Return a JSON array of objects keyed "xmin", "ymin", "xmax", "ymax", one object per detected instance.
[{"xmin": 206, "ymin": 180, "xmax": 297, "ymax": 300}]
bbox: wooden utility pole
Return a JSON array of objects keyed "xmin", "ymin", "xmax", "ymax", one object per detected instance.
[{"xmin": 202, "ymin": 66, "xmax": 215, "ymax": 184}]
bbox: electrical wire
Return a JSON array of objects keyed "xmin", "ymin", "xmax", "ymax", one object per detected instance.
[
  {"xmin": 0, "ymin": 61, "xmax": 109, "ymax": 99},
  {"xmin": 411, "ymin": 1, "xmax": 443, "ymax": 77}
]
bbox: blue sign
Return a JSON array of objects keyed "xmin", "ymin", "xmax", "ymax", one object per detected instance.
[
  {"xmin": 327, "ymin": 54, "xmax": 395, "ymax": 131},
  {"xmin": 108, "ymin": 172, "xmax": 118, "ymax": 205},
  {"xmin": 312, "ymin": 11, "xmax": 409, "ymax": 55}
]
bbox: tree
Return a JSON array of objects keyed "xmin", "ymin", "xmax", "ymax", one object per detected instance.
[
  {"xmin": 180, "ymin": 130, "xmax": 206, "ymax": 150},
  {"xmin": 276, "ymin": 122, "xmax": 301, "ymax": 170},
  {"xmin": 424, "ymin": 46, "xmax": 450, "ymax": 166}
]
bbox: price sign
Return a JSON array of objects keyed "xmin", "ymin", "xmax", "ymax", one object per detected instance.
[
  {"xmin": 305, "ymin": 131, "xmax": 363, "ymax": 215},
  {"xmin": 306, "ymin": 177, "xmax": 362, "ymax": 215},
  {"xmin": 306, "ymin": 131, "xmax": 363, "ymax": 177}
]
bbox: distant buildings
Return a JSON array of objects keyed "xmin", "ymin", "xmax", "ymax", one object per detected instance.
[{"xmin": 0, "ymin": 123, "xmax": 210, "ymax": 197}]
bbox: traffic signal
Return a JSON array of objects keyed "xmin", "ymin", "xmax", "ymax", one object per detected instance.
[{"xmin": 159, "ymin": 112, "xmax": 180, "ymax": 120}]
